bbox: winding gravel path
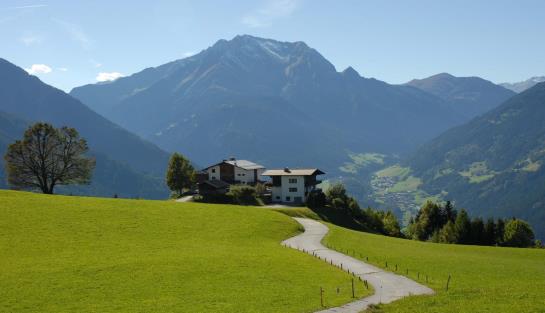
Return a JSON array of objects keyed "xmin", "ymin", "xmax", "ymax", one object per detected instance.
[{"xmin": 282, "ymin": 218, "xmax": 434, "ymax": 313}]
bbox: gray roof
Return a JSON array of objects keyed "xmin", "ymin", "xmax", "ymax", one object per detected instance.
[
  {"xmin": 262, "ymin": 168, "xmax": 325, "ymax": 176},
  {"xmin": 203, "ymin": 159, "xmax": 265, "ymax": 171},
  {"xmin": 199, "ymin": 180, "xmax": 230, "ymax": 189},
  {"xmin": 224, "ymin": 159, "xmax": 264, "ymax": 170}
]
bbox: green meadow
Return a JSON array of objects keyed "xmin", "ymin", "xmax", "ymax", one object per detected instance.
[
  {"xmin": 323, "ymin": 223, "xmax": 545, "ymax": 313},
  {"xmin": 0, "ymin": 190, "xmax": 368, "ymax": 313}
]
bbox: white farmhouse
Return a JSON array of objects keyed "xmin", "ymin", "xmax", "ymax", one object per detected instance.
[
  {"xmin": 202, "ymin": 158, "xmax": 265, "ymax": 185},
  {"xmin": 262, "ymin": 168, "xmax": 325, "ymax": 204}
]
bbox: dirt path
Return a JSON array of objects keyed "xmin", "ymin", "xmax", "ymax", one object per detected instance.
[{"xmin": 282, "ymin": 217, "xmax": 434, "ymax": 313}]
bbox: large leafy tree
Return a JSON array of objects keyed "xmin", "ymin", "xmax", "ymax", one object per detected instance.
[
  {"xmin": 4, "ymin": 123, "xmax": 95, "ymax": 194},
  {"xmin": 165, "ymin": 152, "xmax": 195, "ymax": 196},
  {"xmin": 503, "ymin": 219, "xmax": 535, "ymax": 248}
]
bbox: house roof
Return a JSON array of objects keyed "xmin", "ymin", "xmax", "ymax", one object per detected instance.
[
  {"xmin": 224, "ymin": 159, "xmax": 265, "ymax": 170},
  {"xmin": 262, "ymin": 168, "xmax": 325, "ymax": 176},
  {"xmin": 198, "ymin": 180, "xmax": 230, "ymax": 189},
  {"xmin": 203, "ymin": 159, "xmax": 265, "ymax": 171}
]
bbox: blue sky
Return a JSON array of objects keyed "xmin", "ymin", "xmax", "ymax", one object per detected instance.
[{"xmin": 2, "ymin": 0, "xmax": 545, "ymax": 91}]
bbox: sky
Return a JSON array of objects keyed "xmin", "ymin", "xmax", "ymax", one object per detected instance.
[{"xmin": 1, "ymin": 0, "xmax": 545, "ymax": 92}]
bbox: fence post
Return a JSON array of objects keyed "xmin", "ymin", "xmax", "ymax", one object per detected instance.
[
  {"xmin": 446, "ymin": 274, "xmax": 451, "ymax": 291},
  {"xmin": 320, "ymin": 287, "xmax": 324, "ymax": 307},
  {"xmin": 351, "ymin": 278, "xmax": 355, "ymax": 298}
]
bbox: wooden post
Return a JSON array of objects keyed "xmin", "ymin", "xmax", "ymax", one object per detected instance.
[
  {"xmin": 385, "ymin": 261, "xmax": 388, "ymax": 268},
  {"xmin": 446, "ymin": 274, "xmax": 451, "ymax": 291},
  {"xmin": 364, "ymin": 280, "xmax": 368, "ymax": 290},
  {"xmin": 395, "ymin": 264, "xmax": 398, "ymax": 271},
  {"xmin": 351, "ymin": 278, "xmax": 355, "ymax": 298},
  {"xmin": 320, "ymin": 287, "xmax": 324, "ymax": 307}
]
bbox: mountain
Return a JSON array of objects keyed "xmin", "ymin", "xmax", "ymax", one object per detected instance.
[
  {"xmin": 406, "ymin": 73, "xmax": 516, "ymax": 120},
  {"xmin": 406, "ymin": 82, "xmax": 545, "ymax": 239},
  {"xmin": 0, "ymin": 58, "xmax": 170, "ymax": 198},
  {"xmin": 71, "ymin": 35, "xmax": 464, "ymax": 170},
  {"xmin": 501, "ymin": 76, "xmax": 545, "ymax": 93}
]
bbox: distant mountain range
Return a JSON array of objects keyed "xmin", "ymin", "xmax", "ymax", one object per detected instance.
[
  {"xmin": 71, "ymin": 35, "xmax": 514, "ymax": 172},
  {"xmin": 501, "ymin": 76, "xmax": 545, "ymax": 93},
  {"xmin": 405, "ymin": 82, "xmax": 545, "ymax": 239},
  {"xmin": 406, "ymin": 73, "xmax": 515, "ymax": 120},
  {"xmin": 0, "ymin": 58, "xmax": 169, "ymax": 198}
]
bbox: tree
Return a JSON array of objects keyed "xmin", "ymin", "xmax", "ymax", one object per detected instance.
[
  {"xmin": 4, "ymin": 123, "xmax": 95, "ymax": 194},
  {"xmin": 438, "ymin": 220, "xmax": 457, "ymax": 243},
  {"xmin": 483, "ymin": 218, "xmax": 496, "ymax": 246},
  {"xmin": 470, "ymin": 217, "xmax": 485, "ymax": 245},
  {"xmin": 454, "ymin": 209, "xmax": 471, "ymax": 244},
  {"xmin": 443, "ymin": 200, "xmax": 457, "ymax": 223},
  {"xmin": 503, "ymin": 219, "xmax": 535, "ymax": 248},
  {"xmin": 495, "ymin": 218, "xmax": 505, "ymax": 245},
  {"xmin": 165, "ymin": 153, "xmax": 195, "ymax": 196},
  {"xmin": 326, "ymin": 182, "xmax": 349, "ymax": 209},
  {"xmin": 382, "ymin": 210, "xmax": 402, "ymax": 237}
]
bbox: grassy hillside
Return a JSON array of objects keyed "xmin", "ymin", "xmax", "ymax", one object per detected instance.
[
  {"xmin": 323, "ymin": 223, "xmax": 545, "ymax": 313},
  {"xmin": 0, "ymin": 191, "xmax": 369, "ymax": 313}
]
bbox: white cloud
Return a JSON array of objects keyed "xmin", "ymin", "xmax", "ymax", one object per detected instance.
[
  {"xmin": 25, "ymin": 64, "xmax": 52, "ymax": 75},
  {"xmin": 20, "ymin": 34, "xmax": 44, "ymax": 46},
  {"xmin": 242, "ymin": 0, "xmax": 299, "ymax": 28},
  {"xmin": 53, "ymin": 19, "xmax": 93, "ymax": 50},
  {"xmin": 96, "ymin": 72, "xmax": 124, "ymax": 82},
  {"xmin": 0, "ymin": 4, "xmax": 48, "ymax": 10}
]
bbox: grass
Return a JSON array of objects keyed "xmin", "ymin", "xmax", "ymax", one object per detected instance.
[
  {"xmin": 0, "ymin": 190, "xmax": 370, "ymax": 313},
  {"xmin": 375, "ymin": 165, "xmax": 410, "ymax": 178},
  {"xmin": 388, "ymin": 176, "xmax": 422, "ymax": 193},
  {"xmin": 323, "ymin": 224, "xmax": 545, "ymax": 313},
  {"xmin": 339, "ymin": 153, "xmax": 385, "ymax": 174},
  {"xmin": 459, "ymin": 161, "xmax": 498, "ymax": 183}
]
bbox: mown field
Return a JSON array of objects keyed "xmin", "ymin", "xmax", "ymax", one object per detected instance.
[
  {"xmin": 0, "ymin": 190, "xmax": 369, "ymax": 313},
  {"xmin": 323, "ymin": 223, "xmax": 545, "ymax": 313}
]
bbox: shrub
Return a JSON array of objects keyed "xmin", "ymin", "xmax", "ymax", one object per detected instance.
[
  {"xmin": 306, "ymin": 190, "xmax": 326, "ymax": 208},
  {"xmin": 228, "ymin": 185, "xmax": 260, "ymax": 205},
  {"xmin": 503, "ymin": 219, "xmax": 535, "ymax": 248}
]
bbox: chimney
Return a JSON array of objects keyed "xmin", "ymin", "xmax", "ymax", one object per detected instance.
[
  {"xmin": 284, "ymin": 167, "xmax": 290, "ymax": 173},
  {"xmin": 229, "ymin": 157, "xmax": 236, "ymax": 161}
]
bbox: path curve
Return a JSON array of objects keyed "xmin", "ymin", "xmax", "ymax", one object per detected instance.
[{"xmin": 282, "ymin": 218, "xmax": 434, "ymax": 313}]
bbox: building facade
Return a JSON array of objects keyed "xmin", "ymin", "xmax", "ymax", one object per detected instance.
[
  {"xmin": 202, "ymin": 158, "xmax": 265, "ymax": 185},
  {"xmin": 262, "ymin": 168, "xmax": 325, "ymax": 204}
]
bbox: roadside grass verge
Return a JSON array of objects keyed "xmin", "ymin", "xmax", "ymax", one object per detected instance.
[{"xmin": 0, "ymin": 190, "xmax": 370, "ymax": 313}]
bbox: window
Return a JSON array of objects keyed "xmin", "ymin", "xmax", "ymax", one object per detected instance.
[
  {"xmin": 289, "ymin": 187, "xmax": 298, "ymax": 192},
  {"xmin": 289, "ymin": 178, "xmax": 297, "ymax": 184},
  {"xmin": 211, "ymin": 168, "xmax": 216, "ymax": 173},
  {"xmin": 211, "ymin": 177, "xmax": 216, "ymax": 180},
  {"xmin": 286, "ymin": 196, "xmax": 291, "ymax": 201},
  {"xmin": 276, "ymin": 196, "xmax": 280, "ymax": 200}
]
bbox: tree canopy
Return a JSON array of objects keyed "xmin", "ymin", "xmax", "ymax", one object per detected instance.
[
  {"xmin": 4, "ymin": 123, "xmax": 95, "ymax": 194},
  {"xmin": 165, "ymin": 153, "xmax": 195, "ymax": 196}
]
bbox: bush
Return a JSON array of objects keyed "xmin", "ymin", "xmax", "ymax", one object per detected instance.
[
  {"xmin": 306, "ymin": 190, "xmax": 326, "ymax": 208},
  {"xmin": 503, "ymin": 219, "xmax": 535, "ymax": 247},
  {"xmin": 228, "ymin": 185, "xmax": 261, "ymax": 205}
]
